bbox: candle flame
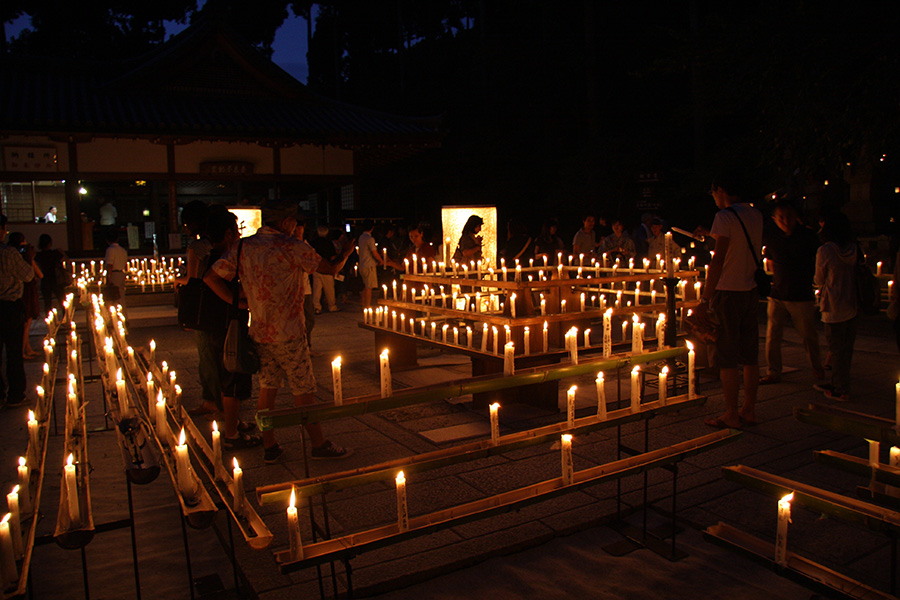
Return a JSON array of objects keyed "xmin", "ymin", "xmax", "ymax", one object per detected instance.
[
  {"xmin": 562, "ymin": 434, "xmax": 572, "ymax": 443},
  {"xmin": 178, "ymin": 428, "xmax": 186, "ymax": 446},
  {"xmin": 396, "ymin": 471, "xmax": 405, "ymax": 485},
  {"xmin": 36, "ymin": 385, "xmax": 44, "ymax": 396},
  {"xmin": 233, "ymin": 456, "xmax": 239, "ymax": 470},
  {"xmin": 332, "ymin": 356, "xmax": 341, "ymax": 368},
  {"xmin": 380, "ymin": 348, "xmax": 389, "ymax": 359},
  {"xmin": 780, "ymin": 492, "xmax": 794, "ymax": 504},
  {"xmin": 212, "ymin": 420, "xmax": 219, "ymax": 433},
  {"xmin": 147, "ymin": 372, "xmax": 153, "ymax": 383},
  {"xmin": 632, "ymin": 365, "xmax": 640, "ymax": 374},
  {"xmin": 568, "ymin": 385, "xmax": 577, "ymax": 394},
  {"xmin": 28, "ymin": 409, "xmax": 35, "ymax": 422},
  {"xmin": 67, "ymin": 453, "xmax": 74, "ymax": 467},
  {"xmin": 1, "ymin": 514, "xmax": 9, "ymax": 525},
  {"xmin": 686, "ymin": 340, "xmax": 694, "ymax": 351},
  {"xmin": 661, "ymin": 366, "xmax": 669, "ymax": 375},
  {"xmin": 596, "ymin": 372, "xmax": 604, "ymax": 382},
  {"xmin": 289, "ymin": 487, "xmax": 296, "ymax": 508},
  {"xmin": 12, "ymin": 485, "xmax": 19, "ymax": 494},
  {"xmin": 156, "ymin": 389, "xmax": 163, "ymax": 403},
  {"xmin": 19, "ymin": 457, "xmax": 26, "ymax": 468},
  {"xmin": 490, "ymin": 402, "xmax": 500, "ymax": 412},
  {"xmin": 149, "ymin": 340, "xmax": 156, "ymax": 351}
]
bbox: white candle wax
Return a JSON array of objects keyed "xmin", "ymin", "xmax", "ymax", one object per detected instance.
[
  {"xmin": 396, "ymin": 472, "xmax": 409, "ymax": 533},
  {"xmin": 687, "ymin": 342, "xmax": 696, "ymax": 399},
  {"xmin": 211, "ymin": 421, "xmax": 222, "ymax": 478},
  {"xmin": 524, "ymin": 327, "xmax": 531, "ymax": 355},
  {"xmin": 380, "ymin": 350, "xmax": 392, "ymax": 398},
  {"xmin": 561, "ymin": 434, "xmax": 574, "ymax": 486},
  {"xmin": 6, "ymin": 487, "xmax": 22, "ymax": 557},
  {"xmin": 149, "ymin": 339, "xmax": 156, "ymax": 365},
  {"xmin": 543, "ymin": 322, "xmax": 549, "ymax": 353},
  {"xmin": 658, "ymin": 366, "xmax": 668, "ymax": 406},
  {"xmin": 584, "ymin": 328, "xmax": 591, "ymax": 349},
  {"xmin": 596, "ymin": 373, "xmax": 607, "ymax": 420},
  {"xmin": 631, "ymin": 366, "xmax": 641, "ymax": 413},
  {"xmin": 157, "ymin": 394, "xmax": 171, "ymax": 444},
  {"xmin": 567, "ymin": 386, "xmax": 577, "ymax": 429},
  {"xmin": 332, "ymin": 357, "xmax": 343, "ymax": 406},
  {"xmin": 504, "ymin": 342, "xmax": 515, "ymax": 376},
  {"xmin": 175, "ymin": 429, "xmax": 196, "ymax": 499},
  {"xmin": 510, "ymin": 293, "xmax": 516, "ymax": 318},
  {"xmin": 287, "ymin": 488, "xmax": 303, "ymax": 561},
  {"xmin": 775, "ymin": 493, "xmax": 793, "ymax": 567},
  {"xmin": 467, "ymin": 327, "xmax": 473, "ymax": 348},
  {"xmin": 27, "ymin": 411, "xmax": 39, "ymax": 465},
  {"xmin": 17, "ymin": 458, "xmax": 31, "ymax": 515},
  {"xmin": 869, "ymin": 439, "xmax": 880, "ymax": 468},
  {"xmin": 0, "ymin": 515, "xmax": 18, "ymax": 585},
  {"xmin": 492, "ymin": 327, "xmax": 499, "ymax": 355},
  {"xmin": 490, "ymin": 403, "xmax": 500, "ymax": 446},
  {"xmin": 481, "ymin": 323, "xmax": 488, "ymax": 352},
  {"xmin": 233, "ymin": 458, "xmax": 245, "ymax": 515},
  {"xmin": 64, "ymin": 454, "xmax": 80, "ymax": 526}
]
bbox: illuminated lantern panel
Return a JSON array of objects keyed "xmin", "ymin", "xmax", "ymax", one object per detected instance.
[
  {"xmin": 227, "ymin": 206, "xmax": 262, "ymax": 238},
  {"xmin": 440, "ymin": 205, "xmax": 498, "ymax": 268}
]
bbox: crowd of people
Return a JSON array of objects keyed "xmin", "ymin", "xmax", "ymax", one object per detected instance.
[{"xmin": 2, "ymin": 186, "xmax": 899, "ymax": 464}]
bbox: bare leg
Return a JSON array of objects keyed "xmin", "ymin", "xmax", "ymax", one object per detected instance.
[
  {"xmin": 361, "ymin": 287, "xmax": 373, "ymax": 308},
  {"xmin": 258, "ymin": 387, "xmax": 278, "ymax": 448},
  {"xmin": 718, "ymin": 367, "xmax": 742, "ymax": 427},
  {"xmin": 740, "ymin": 364, "xmax": 759, "ymax": 422},
  {"xmin": 294, "ymin": 392, "xmax": 326, "ymax": 447}
]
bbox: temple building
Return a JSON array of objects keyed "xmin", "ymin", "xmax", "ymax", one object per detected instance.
[{"xmin": 0, "ymin": 17, "xmax": 441, "ymax": 253}]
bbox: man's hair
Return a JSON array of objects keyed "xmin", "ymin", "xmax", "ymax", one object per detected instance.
[
  {"xmin": 317, "ymin": 225, "xmax": 329, "ymax": 237},
  {"xmin": 773, "ymin": 200, "xmax": 798, "ymax": 215},
  {"xmin": 710, "ymin": 171, "xmax": 745, "ymax": 198},
  {"xmin": 207, "ymin": 209, "xmax": 238, "ymax": 244},
  {"xmin": 362, "ymin": 219, "xmax": 375, "ymax": 231},
  {"xmin": 38, "ymin": 233, "xmax": 52, "ymax": 249},
  {"xmin": 48, "ymin": 205, "xmax": 56, "ymax": 211},
  {"xmin": 105, "ymin": 229, "xmax": 119, "ymax": 244},
  {"xmin": 819, "ymin": 211, "xmax": 854, "ymax": 245}
]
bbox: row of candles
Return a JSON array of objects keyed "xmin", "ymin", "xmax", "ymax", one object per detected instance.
[
  {"xmin": 64, "ymin": 257, "xmax": 183, "ymax": 292},
  {"xmin": 1, "ymin": 298, "xmax": 72, "ymax": 589},
  {"xmin": 364, "ymin": 307, "xmax": 669, "ymax": 360},
  {"xmin": 377, "ymin": 278, "xmax": 695, "ymax": 314}
]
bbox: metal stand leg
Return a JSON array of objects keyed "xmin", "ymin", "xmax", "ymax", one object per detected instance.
[
  {"xmin": 127, "ymin": 477, "xmax": 142, "ymax": 600},
  {"xmin": 179, "ymin": 509, "xmax": 196, "ymax": 600},
  {"xmin": 226, "ymin": 514, "xmax": 240, "ymax": 596},
  {"xmin": 80, "ymin": 547, "xmax": 91, "ymax": 600}
]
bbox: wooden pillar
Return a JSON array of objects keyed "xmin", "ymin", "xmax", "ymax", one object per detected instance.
[
  {"xmin": 166, "ymin": 143, "xmax": 178, "ymax": 250},
  {"xmin": 64, "ymin": 140, "xmax": 83, "ymax": 253}
]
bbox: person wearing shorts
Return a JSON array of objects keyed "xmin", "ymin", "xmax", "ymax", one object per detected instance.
[
  {"xmin": 693, "ymin": 172, "xmax": 763, "ymax": 429},
  {"xmin": 206, "ymin": 201, "xmax": 352, "ymax": 463},
  {"xmin": 357, "ymin": 219, "xmax": 383, "ymax": 307}
]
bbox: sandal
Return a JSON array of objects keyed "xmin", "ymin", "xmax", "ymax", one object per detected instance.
[
  {"xmin": 704, "ymin": 416, "xmax": 741, "ymax": 429},
  {"xmin": 223, "ymin": 432, "xmax": 263, "ymax": 450},
  {"xmin": 237, "ymin": 420, "xmax": 257, "ymax": 434}
]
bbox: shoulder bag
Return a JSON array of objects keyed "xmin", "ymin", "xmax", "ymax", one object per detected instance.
[
  {"xmin": 223, "ymin": 240, "xmax": 260, "ymax": 374},
  {"xmin": 726, "ymin": 206, "xmax": 771, "ymax": 298}
]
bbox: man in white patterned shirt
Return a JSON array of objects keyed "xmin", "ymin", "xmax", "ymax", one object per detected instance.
[
  {"xmin": 206, "ymin": 201, "xmax": 352, "ymax": 463},
  {"xmin": 1, "ymin": 214, "xmax": 36, "ymax": 407}
]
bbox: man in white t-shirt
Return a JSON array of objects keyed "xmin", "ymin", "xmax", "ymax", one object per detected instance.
[
  {"xmin": 104, "ymin": 229, "xmax": 128, "ymax": 302},
  {"xmin": 694, "ymin": 173, "xmax": 763, "ymax": 430}
]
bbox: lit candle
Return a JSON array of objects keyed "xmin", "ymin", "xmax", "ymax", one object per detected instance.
[
  {"xmin": 583, "ymin": 328, "xmax": 591, "ymax": 349},
  {"xmin": 146, "ymin": 372, "xmax": 155, "ymax": 414},
  {"xmin": 16, "ymin": 458, "xmax": 30, "ymax": 515},
  {"xmin": 0, "ymin": 514, "xmax": 18, "ymax": 585},
  {"xmin": 596, "ymin": 372, "xmax": 606, "ymax": 420},
  {"xmin": 27, "ymin": 411, "xmax": 39, "ymax": 465},
  {"xmin": 149, "ymin": 339, "xmax": 156, "ymax": 365},
  {"xmin": 442, "ymin": 323, "xmax": 449, "ymax": 343},
  {"xmin": 332, "ymin": 357, "xmax": 343, "ymax": 406},
  {"xmin": 503, "ymin": 342, "xmax": 516, "ymax": 376},
  {"xmin": 561, "ymin": 434, "xmax": 573, "ymax": 486},
  {"xmin": 524, "ymin": 326, "xmax": 531, "ymax": 355},
  {"xmin": 174, "ymin": 384, "xmax": 182, "ymax": 409},
  {"xmin": 687, "ymin": 342, "xmax": 696, "ymax": 404},
  {"xmin": 658, "ymin": 366, "xmax": 668, "ymax": 406},
  {"xmin": 540, "ymin": 298, "xmax": 546, "ymax": 316},
  {"xmin": 631, "ymin": 314, "xmax": 641, "ymax": 354},
  {"xmin": 391, "ymin": 310, "xmax": 397, "ymax": 331},
  {"xmin": 380, "ymin": 349, "xmax": 392, "ymax": 398},
  {"xmin": 490, "ymin": 402, "xmax": 500, "ymax": 446},
  {"xmin": 543, "ymin": 321, "xmax": 549, "ymax": 353},
  {"xmin": 64, "ymin": 453, "xmax": 80, "ymax": 526},
  {"xmin": 775, "ymin": 493, "xmax": 793, "ymax": 567},
  {"xmin": 392, "ymin": 280, "xmax": 397, "ymax": 300},
  {"xmin": 453, "ymin": 326, "xmax": 459, "ymax": 346},
  {"xmin": 561, "ymin": 299, "xmax": 567, "ymax": 313},
  {"xmin": 481, "ymin": 323, "xmax": 488, "ymax": 351},
  {"xmin": 567, "ymin": 385, "xmax": 577, "ymax": 429},
  {"xmin": 631, "ymin": 366, "xmax": 641, "ymax": 413},
  {"xmin": 510, "ymin": 293, "xmax": 516, "ymax": 318},
  {"xmin": 877, "ymin": 261, "xmax": 883, "ymax": 276},
  {"xmin": 396, "ymin": 471, "xmax": 409, "ymax": 533},
  {"xmin": 869, "ymin": 439, "xmax": 880, "ymax": 469},
  {"xmin": 896, "ymin": 380, "xmax": 900, "ymax": 429},
  {"xmin": 6, "ymin": 487, "xmax": 22, "ymax": 557},
  {"xmin": 233, "ymin": 457, "xmax": 245, "ymax": 515},
  {"xmin": 175, "ymin": 429, "xmax": 196, "ymax": 500},
  {"xmin": 665, "ymin": 232, "xmax": 674, "ymax": 278},
  {"xmin": 621, "ymin": 319, "xmax": 628, "ymax": 342},
  {"xmin": 157, "ymin": 392, "xmax": 171, "ymax": 444},
  {"xmin": 567, "ymin": 327, "xmax": 578, "ymax": 365},
  {"xmin": 492, "ymin": 326, "xmax": 499, "ymax": 355},
  {"xmin": 287, "ymin": 487, "xmax": 303, "ymax": 561}
]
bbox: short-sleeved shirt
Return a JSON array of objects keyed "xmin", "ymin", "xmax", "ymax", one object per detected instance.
[
  {"xmin": 0, "ymin": 242, "xmax": 35, "ymax": 301},
  {"xmin": 572, "ymin": 229, "xmax": 596, "ymax": 256},
  {"xmin": 358, "ymin": 231, "xmax": 378, "ymax": 270},
  {"xmin": 99, "ymin": 204, "xmax": 118, "ymax": 226},
  {"xmin": 104, "ymin": 243, "xmax": 128, "ymax": 271},
  {"xmin": 212, "ymin": 226, "xmax": 320, "ymax": 344},
  {"xmin": 710, "ymin": 203, "xmax": 763, "ymax": 291},
  {"xmin": 765, "ymin": 224, "xmax": 819, "ymax": 301}
]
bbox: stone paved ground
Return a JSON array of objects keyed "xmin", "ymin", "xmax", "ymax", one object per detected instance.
[{"xmin": 2, "ymin": 300, "xmax": 898, "ymax": 599}]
